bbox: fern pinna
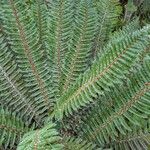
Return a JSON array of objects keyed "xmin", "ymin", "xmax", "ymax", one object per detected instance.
[{"xmin": 0, "ymin": 0, "xmax": 150, "ymax": 150}]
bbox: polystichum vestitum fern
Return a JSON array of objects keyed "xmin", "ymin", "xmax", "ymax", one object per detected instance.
[{"xmin": 0, "ymin": 0, "xmax": 150, "ymax": 150}]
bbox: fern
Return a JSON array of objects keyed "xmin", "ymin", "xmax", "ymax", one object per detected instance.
[
  {"xmin": 54, "ymin": 26, "xmax": 150, "ymax": 119},
  {"xmin": 0, "ymin": 107, "xmax": 30, "ymax": 149},
  {"xmin": 17, "ymin": 123, "xmax": 63, "ymax": 150},
  {"xmin": 92, "ymin": 0, "xmax": 122, "ymax": 56},
  {"xmin": 0, "ymin": 0, "xmax": 150, "ymax": 149},
  {"xmin": 0, "ymin": 31, "xmax": 44, "ymax": 125},
  {"xmin": 62, "ymin": 136, "xmax": 97, "ymax": 150},
  {"xmin": 61, "ymin": 0, "xmax": 97, "ymax": 92},
  {"xmin": 1, "ymin": 0, "xmax": 53, "ymax": 123},
  {"xmin": 80, "ymin": 57, "xmax": 150, "ymax": 147},
  {"xmin": 46, "ymin": 0, "xmax": 74, "ymax": 97},
  {"xmin": 109, "ymin": 125, "xmax": 150, "ymax": 150}
]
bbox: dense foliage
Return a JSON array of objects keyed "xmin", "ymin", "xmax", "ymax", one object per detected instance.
[{"xmin": 0, "ymin": 0, "xmax": 150, "ymax": 149}]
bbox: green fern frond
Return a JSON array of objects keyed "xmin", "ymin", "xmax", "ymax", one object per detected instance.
[
  {"xmin": 54, "ymin": 25, "xmax": 150, "ymax": 120},
  {"xmin": 31, "ymin": 0, "xmax": 52, "ymax": 68},
  {"xmin": 80, "ymin": 57, "xmax": 150, "ymax": 146},
  {"xmin": 0, "ymin": 32, "xmax": 44, "ymax": 125},
  {"xmin": 17, "ymin": 123, "xmax": 63, "ymax": 150},
  {"xmin": 105, "ymin": 119, "xmax": 150, "ymax": 150},
  {"xmin": 46, "ymin": 0, "xmax": 74, "ymax": 97},
  {"xmin": 30, "ymin": 0, "xmax": 55, "ymax": 101},
  {"xmin": 111, "ymin": 19, "xmax": 140, "ymax": 41},
  {"xmin": 60, "ymin": 0, "xmax": 97, "ymax": 93},
  {"xmin": 54, "ymin": 19, "xmax": 143, "ymax": 134},
  {"xmin": 92, "ymin": 0, "xmax": 122, "ymax": 57},
  {"xmin": 0, "ymin": 107, "xmax": 30, "ymax": 149},
  {"xmin": 1, "ymin": 0, "xmax": 53, "ymax": 120},
  {"xmin": 63, "ymin": 136, "xmax": 97, "ymax": 150},
  {"xmin": 33, "ymin": 0, "xmax": 47, "ymax": 44},
  {"xmin": 109, "ymin": 128, "xmax": 150, "ymax": 150}
]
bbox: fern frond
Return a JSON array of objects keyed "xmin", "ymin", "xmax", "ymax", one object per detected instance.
[
  {"xmin": 31, "ymin": 0, "xmax": 56, "ymax": 102},
  {"xmin": 54, "ymin": 25, "xmax": 150, "ymax": 120},
  {"xmin": 46, "ymin": 0, "xmax": 74, "ymax": 97},
  {"xmin": 17, "ymin": 123, "xmax": 63, "ymax": 150},
  {"xmin": 0, "ymin": 31, "xmax": 44, "ymax": 125},
  {"xmin": 33, "ymin": 0, "xmax": 47, "ymax": 44},
  {"xmin": 0, "ymin": 107, "xmax": 30, "ymax": 149},
  {"xmin": 56, "ymin": 19, "xmax": 143, "ymax": 133},
  {"xmin": 80, "ymin": 56, "xmax": 150, "ymax": 146},
  {"xmin": 1, "ymin": 0, "xmax": 53, "ymax": 119},
  {"xmin": 104, "ymin": 119, "xmax": 150, "ymax": 150},
  {"xmin": 109, "ymin": 127, "xmax": 150, "ymax": 150},
  {"xmin": 60, "ymin": 0, "xmax": 97, "ymax": 93},
  {"xmin": 92, "ymin": 0, "xmax": 122, "ymax": 57},
  {"xmin": 31, "ymin": 0, "xmax": 52, "ymax": 68},
  {"xmin": 111, "ymin": 19, "xmax": 140, "ymax": 41},
  {"xmin": 63, "ymin": 136, "xmax": 97, "ymax": 150}
]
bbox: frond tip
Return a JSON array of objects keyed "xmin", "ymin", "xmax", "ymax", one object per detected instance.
[{"xmin": 17, "ymin": 123, "xmax": 63, "ymax": 150}]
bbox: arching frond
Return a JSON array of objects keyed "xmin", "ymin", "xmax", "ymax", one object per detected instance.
[
  {"xmin": 46, "ymin": 0, "xmax": 74, "ymax": 97},
  {"xmin": 111, "ymin": 19, "xmax": 140, "ymax": 41},
  {"xmin": 60, "ymin": 0, "xmax": 97, "ymax": 93},
  {"xmin": 54, "ymin": 25, "xmax": 150, "ymax": 120},
  {"xmin": 0, "ymin": 107, "xmax": 30, "ymax": 150},
  {"xmin": 31, "ymin": 0, "xmax": 52, "ymax": 72},
  {"xmin": 63, "ymin": 136, "xmax": 97, "ymax": 150},
  {"xmin": 80, "ymin": 57, "xmax": 150, "ymax": 146},
  {"xmin": 17, "ymin": 123, "xmax": 63, "ymax": 150},
  {"xmin": 0, "ymin": 0, "xmax": 150, "ymax": 149},
  {"xmin": 0, "ymin": 31, "xmax": 45, "ymax": 125},
  {"xmin": 92, "ymin": 0, "xmax": 122, "ymax": 57},
  {"xmin": 108, "ymin": 125, "xmax": 150, "ymax": 150},
  {"xmin": 1, "ymin": 0, "xmax": 53, "ymax": 121}
]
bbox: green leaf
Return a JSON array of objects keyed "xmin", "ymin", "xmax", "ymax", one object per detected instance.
[
  {"xmin": 17, "ymin": 123, "xmax": 63, "ymax": 150},
  {"xmin": 46, "ymin": 0, "xmax": 74, "ymax": 97},
  {"xmin": 60, "ymin": 0, "xmax": 97, "ymax": 93},
  {"xmin": 1, "ymin": 0, "xmax": 54, "ymax": 123}
]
